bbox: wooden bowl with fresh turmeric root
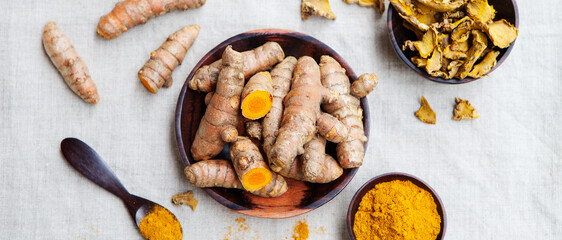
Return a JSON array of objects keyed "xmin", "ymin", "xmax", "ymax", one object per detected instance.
[{"xmin": 175, "ymin": 29, "xmax": 370, "ymax": 218}]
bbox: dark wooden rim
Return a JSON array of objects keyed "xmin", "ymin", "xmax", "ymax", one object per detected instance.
[
  {"xmin": 346, "ymin": 172, "xmax": 447, "ymax": 239},
  {"xmin": 175, "ymin": 29, "xmax": 368, "ymax": 218},
  {"xmin": 387, "ymin": 0, "xmax": 519, "ymax": 84}
]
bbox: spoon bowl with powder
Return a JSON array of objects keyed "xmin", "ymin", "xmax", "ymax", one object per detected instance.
[
  {"xmin": 346, "ymin": 172, "xmax": 446, "ymax": 240},
  {"xmin": 61, "ymin": 138, "xmax": 183, "ymax": 240}
]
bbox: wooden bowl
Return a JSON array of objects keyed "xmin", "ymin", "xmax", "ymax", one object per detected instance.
[
  {"xmin": 175, "ymin": 29, "xmax": 370, "ymax": 218},
  {"xmin": 387, "ymin": 0, "xmax": 519, "ymax": 84},
  {"xmin": 346, "ymin": 172, "xmax": 446, "ymax": 239}
]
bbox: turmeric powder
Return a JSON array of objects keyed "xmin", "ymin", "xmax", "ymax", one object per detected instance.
[
  {"xmin": 138, "ymin": 205, "xmax": 183, "ymax": 240},
  {"xmin": 353, "ymin": 180, "xmax": 441, "ymax": 240}
]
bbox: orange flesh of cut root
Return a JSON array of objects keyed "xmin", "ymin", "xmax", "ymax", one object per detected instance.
[
  {"xmin": 242, "ymin": 168, "xmax": 272, "ymax": 191},
  {"xmin": 138, "ymin": 74, "xmax": 157, "ymax": 94},
  {"xmin": 241, "ymin": 90, "xmax": 273, "ymax": 120}
]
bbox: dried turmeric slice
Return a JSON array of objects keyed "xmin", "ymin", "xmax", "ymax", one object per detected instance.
[
  {"xmin": 443, "ymin": 45, "xmax": 467, "ymax": 60},
  {"xmin": 302, "ymin": 0, "xmax": 337, "ymax": 20},
  {"xmin": 415, "ymin": 96, "xmax": 436, "ymax": 124},
  {"xmin": 467, "ymin": 50, "xmax": 499, "ymax": 78},
  {"xmin": 452, "ymin": 97, "xmax": 479, "ymax": 120},
  {"xmin": 485, "ymin": 20, "xmax": 519, "ymax": 48},
  {"xmin": 466, "ymin": 0, "xmax": 495, "ymax": 25},
  {"xmin": 390, "ymin": 0, "xmax": 430, "ymax": 31},
  {"xmin": 416, "ymin": 0, "xmax": 467, "ymax": 12},
  {"xmin": 451, "ymin": 18, "xmax": 474, "ymax": 42},
  {"xmin": 411, "ymin": 56, "xmax": 428, "ymax": 67},
  {"xmin": 457, "ymin": 30, "xmax": 488, "ymax": 79},
  {"xmin": 415, "ymin": 28, "xmax": 437, "ymax": 58},
  {"xmin": 425, "ymin": 47, "xmax": 442, "ymax": 74},
  {"xmin": 344, "ymin": 0, "xmax": 386, "ymax": 14},
  {"xmin": 172, "ymin": 191, "xmax": 198, "ymax": 211}
]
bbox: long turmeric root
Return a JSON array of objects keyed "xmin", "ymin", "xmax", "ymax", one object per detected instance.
[
  {"xmin": 262, "ymin": 57, "xmax": 297, "ymax": 159},
  {"xmin": 43, "ymin": 21, "xmax": 99, "ymax": 104},
  {"xmin": 269, "ymin": 56, "xmax": 348, "ymax": 173},
  {"xmin": 191, "ymin": 46, "xmax": 244, "ymax": 160},
  {"xmin": 230, "ymin": 137, "xmax": 273, "ymax": 191},
  {"xmin": 139, "ymin": 25, "xmax": 200, "ymax": 93},
  {"xmin": 189, "ymin": 42, "xmax": 284, "ymax": 92},
  {"xmin": 320, "ymin": 55, "xmax": 369, "ymax": 168},
  {"xmin": 184, "ymin": 160, "xmax": 287, "ymax": 197},
  {"xmin": 241, "ymin": 72, "xmax": 274, "ymax": 120},
  {"xmin": 96, "ymin": 0, "xmax": 206, "ymax": 39}
]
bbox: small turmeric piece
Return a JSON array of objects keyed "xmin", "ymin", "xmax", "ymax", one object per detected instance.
[
  {"xmin": 43, "ymin": 21, "xmax": 99, "ymax": 104},
  {"xmin": 453, "ymin": 97, "xmax": 479, "ymax": 120},
  {"xmin": 468, "ymin": 50, "xmax": 499, "ymax": 78},
  {"xmin": 172, "ymin": 191, "xmax": 198, "ymax": 211},
  {"xmin": 189, "ymin": 42, "xmax": 284, "ymax": 92},
  {"xmin": 485, "ymin": 20, "xmax": 519, "ymax": 49},
  {"xmin": 350, "ymin": 73, "xmax": 378, "ymax": 98},
  {"xmin": 139, "ymin": 25, "xmax": 200, "ymax": 93},
  {"xmin": 191, "ymin": 46, "xmax": 244, "ymax": 161},
  {"xmin": 241, "ymin": 72, "xmax": 274, "ymax": 120},
  {"xmin": 301, "ymin": 0, "xmax": 337, "ymax": 20},
  {"xmin": 96, "ymin": 0, "xmax": 206, "ymax": 39},
  {"xmin": 245, "ymin": 121, "xmax": 263, "ymax": 140},
  {"xmin": 415, "ymin": 96, "xmax": 436, "ymax": 124},
  {"xmin": 230, "ymin": 137, "xmax": 273, "ymax": 191}
]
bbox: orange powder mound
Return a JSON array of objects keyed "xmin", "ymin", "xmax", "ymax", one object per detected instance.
[{"xmin": 291, "ymin": 220, "xmax": 309, "ymax": 240}]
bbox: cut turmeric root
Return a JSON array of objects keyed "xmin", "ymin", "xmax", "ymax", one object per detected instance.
[
  {"xmin": 139, "ymin": 25, "xmax": 200, "ymax": 93},
  {"xmin": 97, "ymin": 0, "xmax": 206, "ymax": 39},
  {"xmin": 43, "ymin": 21, "xmax": 99, "ymax": 104},
  {"xmin": 189, "ymin": 42, "xmax": 284, "ymax": 92},
  {"xmin": 191, "ymin": 46, "xmax": 244, "ymax": 160},
  {"xmin": 230, "ymin": 137, "xmax": 273, "ymax": 191},
  {"xmin": 184, "ymin": 159, "xmax": 287, "ymax": 197},
  {"xmin": 241, "ymin": 72, "xmax": 273, "ymax": 120}
]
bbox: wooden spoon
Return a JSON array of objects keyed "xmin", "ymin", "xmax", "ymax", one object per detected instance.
[{"xmin": 60, "ymin": 137, "xmax": 182, "ymax": 237}]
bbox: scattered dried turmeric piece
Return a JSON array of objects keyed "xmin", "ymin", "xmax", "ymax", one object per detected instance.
[
  {"xmin": 485, "ymin": 20, "xmax": 519, "ymax": 48},
  {"xmin": 453, "ymin": 97, "xmax": 479, "ymax": 120},
  {"xmin": 301, "ymin": 0, "xmax": 336, "ymax": 20},
  {"xmin": 415, "ymin": 96, "xmax": 436, "ymax": 124},
  {"xmin": 468, "ymin": 50, "xmax": 499, "ymax": 78},
  {"xmin": 172, "ymin": 191, "xmax": 198, "ymax": 211}
]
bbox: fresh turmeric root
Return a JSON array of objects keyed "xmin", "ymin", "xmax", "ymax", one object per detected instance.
[
  {"xmin": 43, "ymin": 21, "xmax": 99, "ymax": 104},
  {"xmin": 184, "ymin": 160, "xmax": 287, "ymax": 197},
  {"xmin": 96, "ymin": 0, "xmax": 206, "ymax": 39},
  {"xmin": 230, "ymin": 137, "xmax": 273, "ymax": 191},
  {"xmin": 184, "ymin": 160, "xmax": 243, "ymax": 189},
  {"xmin": 279, "ymin": 135, "xmax": 343, "ymax": 183},
  {"xmin": 139, "ymin": 25, "xmax": 200, "ymax": 93},
  {"xmin": 319, "ymin": 55, "xmax": 369, "ymax": 168},
  {"xmin": 245, "ymin": 121, "xmax": 263, "ymax": 140},
  {"xmin": 189, "ymin": 42, "xmax": 285, "ymax": 92},
  {"xmin": 191, "ymin": 46, "xmax": 244, "ymax": 160},
  {"xmin": 262, "ymin": 57, "xmax": 298, "ymax": 159},
  {"xmin": 350, "ymin": 73, "xmax": 378, "ymax": 98},
  {"xmin": 240, "ymin": 72, "xmax": 274, "ymax": 120},
  {"xmin": 269, "ymin": 56, "xmax": 348, "ymax": 173}
]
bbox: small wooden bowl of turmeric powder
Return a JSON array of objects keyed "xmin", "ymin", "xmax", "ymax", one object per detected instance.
[{"xmin": 346, "ymin": 172, "xmax": 446, "ymax": 240}]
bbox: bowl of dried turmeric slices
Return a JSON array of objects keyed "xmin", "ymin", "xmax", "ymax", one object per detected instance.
[
  {"xmin": 175, "ymin": 29, "xmax": 375, "ymax": 218},
  {"xmin": 388, "ymin": 0, "xmax": 519, "ymax": 83}
]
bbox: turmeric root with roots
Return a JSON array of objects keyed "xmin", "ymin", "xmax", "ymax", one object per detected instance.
[
  {"xmin": 189, "ymin": 42, "xmax": 284, "ymax": 92},
  {"xmin": 320, "ymin": 55, "xmax": 370, "ymax": 168},
  {"xmin": 191, "ymin": 46, "xmax": 244, "ymax": 160},
  {"xmin": 43, "ymin": 21, "xmax": 99, "ymax": 104},
  {"xmin": 262, "ymin": 57, "xmax": 297, "ymax": 159},
  {"xmin": 269, "ymin": 56, "xmax": 348, "ymax": 173},
  {"xmin": 241, "ymin": 72, "xmax": 273, "ymax": 120},
  {"xmin": 139, "ymin": 25, "xmax": 200, "ymax": 93},
  {"xmin": 97, "ymin": 0, "xmax": 206, "ymax": 39},
  {"xmin": 184, "ymin": 160, "xmax": 287, "ymax": 197},
  {"xmin": 278, "ymin": 134, "xmax": 343, "ymax": 183}
]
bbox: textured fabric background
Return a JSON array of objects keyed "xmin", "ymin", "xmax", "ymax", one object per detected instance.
[{"xmin": 1, "ymin": 0, "xmax": 560, "ymax": 239}]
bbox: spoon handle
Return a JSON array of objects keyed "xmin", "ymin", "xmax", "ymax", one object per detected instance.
[{"xmin": 61, "ymin": 138, "xmax": 131, "ymax": 200}]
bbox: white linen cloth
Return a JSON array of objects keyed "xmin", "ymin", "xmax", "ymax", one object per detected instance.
[{"xmin": 1, "ymin": 0, "xmax": 560, "ymax": 239}]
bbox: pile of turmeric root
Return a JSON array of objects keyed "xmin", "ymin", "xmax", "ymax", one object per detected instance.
[
  {"xmin": 391, "ymin": 0, "xmax": 518, "ymax": 80},
  {"xmin": 185, "ymin": 42, "xmax": 378, "ymax": 197}
]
